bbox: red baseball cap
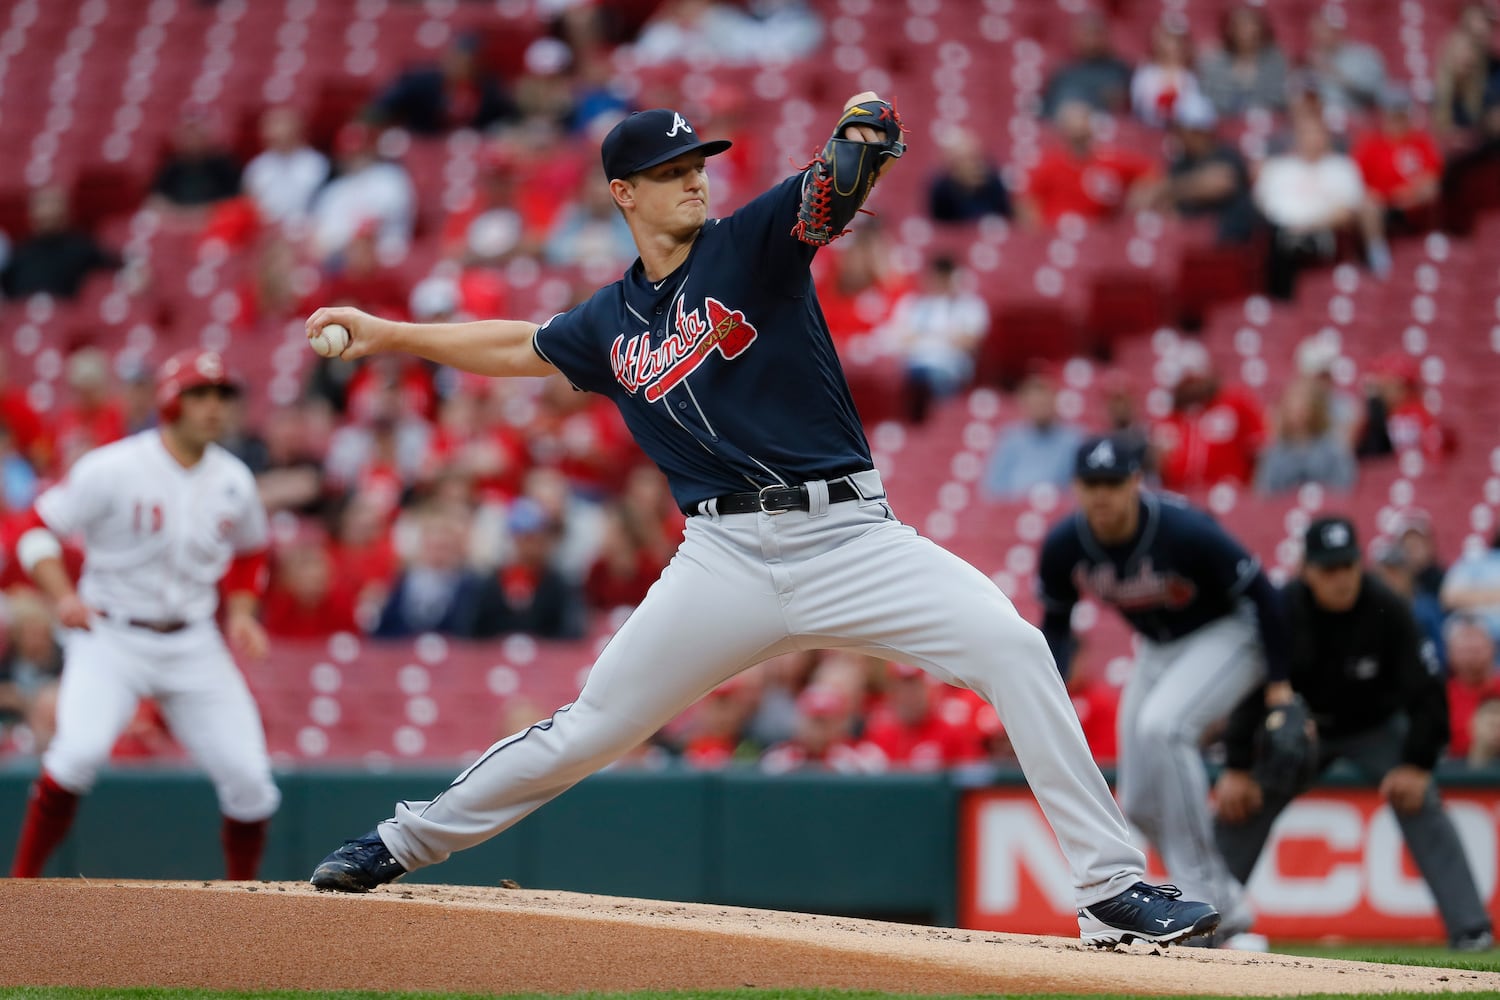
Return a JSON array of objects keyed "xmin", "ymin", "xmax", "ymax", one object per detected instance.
[{"xmin": 796, "ymin": 686, "xmax": 850, "ymax": 718}]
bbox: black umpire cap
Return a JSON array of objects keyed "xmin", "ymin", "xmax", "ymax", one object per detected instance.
[
  {"xmin": 1304, "ymin": 516, "xmax": 1362, "ymax": 567},
  {"xmin": 1074, "ymin": 433, "xmax": 1143, "ymax": 483},
  {"xmin": 600, "ymin": 109, "xmax": 733, "ymax": 181}
]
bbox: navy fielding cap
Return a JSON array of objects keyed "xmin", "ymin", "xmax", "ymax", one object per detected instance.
[
  {"xmin": 1074, "ymin": 433, "xmax": 1143, "ymax": 483},
  {"xmin": 601, "ymin": 109, "xmax": 733, "ymax": 181}
]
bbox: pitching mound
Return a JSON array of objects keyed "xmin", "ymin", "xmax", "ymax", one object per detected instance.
[{"xmin": 3, "ymin": 880, "xmax": 1495, "ymax": 996}]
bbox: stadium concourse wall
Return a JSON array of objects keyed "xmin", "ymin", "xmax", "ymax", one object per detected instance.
[{"xmin": 4, "ymin": 763, "xmax": 1500, "ymax": 940}]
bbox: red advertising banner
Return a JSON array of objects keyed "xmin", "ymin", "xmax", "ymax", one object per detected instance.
[{"xmin": 958, "ymin": 787, "xmax": 1500, "ymax": 941}]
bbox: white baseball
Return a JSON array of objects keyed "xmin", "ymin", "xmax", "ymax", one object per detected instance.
[{"xmin": 309, "ymin": 322, "xmax": 350, "ymax": 358}]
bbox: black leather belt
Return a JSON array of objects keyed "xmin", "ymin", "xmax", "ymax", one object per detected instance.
[
  {"xmin": 102, "ymin": 612, "xmax": 189, "ymax": 634},
  {"xmin": 685, "ymin": 479, "xmax": 871, "ymax": 516},
  {"xmin": 130, "ymin": 619, "xmax": 189, "ymax": 634}
]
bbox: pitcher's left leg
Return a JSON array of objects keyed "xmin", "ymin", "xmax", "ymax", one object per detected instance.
[{"xmin": 786, "ymin": 513, "xmax": 1142, "ymax": 906}]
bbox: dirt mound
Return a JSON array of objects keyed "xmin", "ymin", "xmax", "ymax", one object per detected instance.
[{"xmin": 3, "ymin": 880, "xmax": 1493, "ymax": 996}]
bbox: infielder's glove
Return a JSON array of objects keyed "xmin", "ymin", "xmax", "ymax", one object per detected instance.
[
  {"xmin": 1252, "ymin": 694, "xmax": 1319, "ymax": 799},
  {"xmin": 792, "ymin": 99, "xmax": 906, "ymax": 246}
]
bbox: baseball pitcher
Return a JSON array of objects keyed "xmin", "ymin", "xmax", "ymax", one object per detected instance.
[
  {"xmin": 9, "ymin": 350, "xmax": 280, "ymax": 880},
  {"xmin": 303, "ymin": 96, "xmax": 1220, "ymax": 946}
]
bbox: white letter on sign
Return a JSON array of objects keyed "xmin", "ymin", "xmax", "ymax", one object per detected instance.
[
  {"xmin": 1248, "ymin": 801, "xmax": 1363, "ymax": 915},
  {"xmin": 1367, "ymin": 802, "xmax": 1497, "ymax": 915},
  {"xmin": 977, "ymin": 802, "xmax": 1074, "ymax": 912}
]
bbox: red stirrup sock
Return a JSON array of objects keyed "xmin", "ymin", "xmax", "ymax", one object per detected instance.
[
  {"xmin": 9, "ymin": 772, "xmax": 80, "ymax": 878},
  {"xmin": 221, "ymin": 817, "xmax": 269, "ymax": 880}
]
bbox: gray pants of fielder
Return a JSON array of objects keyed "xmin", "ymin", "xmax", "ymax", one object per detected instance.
[
  {"xmin": 1118, "ymin": 608, "xmax": 1265, "ymax": 932},
  {"xmin": 1215, "ymin": 714, "xmax": 1492, "ymax": 941}
]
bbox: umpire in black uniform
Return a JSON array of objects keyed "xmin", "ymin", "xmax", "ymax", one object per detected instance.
[{"xmin": 1214, "ymin": 515, "xmax": 1494, "ymax": 951}]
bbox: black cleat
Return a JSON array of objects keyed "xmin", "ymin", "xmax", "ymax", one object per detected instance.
[
  {"xmin": 1077, "ymin": 882, "xmax": 1221, "ymax": 948},
  {"xmin": 309, "ymin": 829, "xmax": 407, "ymax": 892}
]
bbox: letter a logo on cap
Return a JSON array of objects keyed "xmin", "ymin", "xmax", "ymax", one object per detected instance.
[
  {"xmin": 667, "ymin": 112, "xmax": 693, "ymax": 137},
  {"xmin": 1324, "ymin": 522, "xmax": 1350, "ymax": 548},
  {"xmin": 1087, "ymin": 439, "xmax": 1115, "ymax": 468}
]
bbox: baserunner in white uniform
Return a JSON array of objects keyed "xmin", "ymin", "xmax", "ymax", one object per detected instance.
[
  {"xmin": 9, "ymin": 350, "xmax": 279, "ymax": 880},
  {"xmin": 304, "ymin": 95, "xmax": 1220, "ymax": 947}
]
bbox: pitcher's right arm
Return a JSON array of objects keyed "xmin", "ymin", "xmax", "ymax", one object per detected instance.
[{"xmin": 306, "ymin": 306, "xmax": 558, "ymax": 379}]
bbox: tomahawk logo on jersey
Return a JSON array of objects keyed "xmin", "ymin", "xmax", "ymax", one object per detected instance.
[{"xmin": 610, "ymin": 296, "xmax": 759, "ymax": 401}]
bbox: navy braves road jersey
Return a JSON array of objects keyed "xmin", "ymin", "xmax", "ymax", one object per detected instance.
[
  {"xmin": 532, "ymin": 173, "xmax": 872, "ymax": 509},
  {"xmin": 1038, "ymin": 491, "xmax": 1289, "ymax": 680}
]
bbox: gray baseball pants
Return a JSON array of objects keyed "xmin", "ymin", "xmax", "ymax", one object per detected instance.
[
  {"xmin": 1215, "ymin": 713, "xmax": 1492, "ymax": 941},
  {"xmin": 1117, "ymin": 608, "xmax": 1265, "ymax": 931},
  {"xmin": 376, "ymin": 473, "xmax": 1147, "ymax": 907}
]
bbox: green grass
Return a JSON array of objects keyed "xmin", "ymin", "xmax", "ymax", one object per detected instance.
[
  {"xmin": 1273, "ymin": 941, "xmax": 1500, "ymax": 973},
  {"xmin": 0, "ymin": 989, "xmax": 1492, "ymax": 1000}
]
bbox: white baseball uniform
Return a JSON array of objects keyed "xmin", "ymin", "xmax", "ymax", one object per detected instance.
[{"xmin": 35, "ymin": 431, "xmax": 279, "ymax": 822}]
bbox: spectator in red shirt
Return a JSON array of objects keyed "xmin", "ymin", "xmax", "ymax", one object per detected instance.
[
  {"xmin": 526, "ymin": 375, "xmax": 634, "ymax": 498},
  {"xmin": 861, "ymin": 662, "xmax": 982, "ymax": 770},
  {"xmin": 679, "ymin": 679, "xmax": 757, "ymax": 768},
  {"xmin": 262, "ymin": 536, "xmax": 360, "ymax": 639},
  {"xmin": 811, "ymin": 220, "xmax": 911, "ymax": 352},
  {"xmin": 1445, "ymin": 613, "xmax": 1498, "ymax": 760},
  {"xmin": 428, "ymin": 387, "xmax": 529, "ymax": 505},
  {"xmin": 1149, "ymin": 340, "xmax": 1266, "ymax": 492},
  {"xmin": 53, "ymin": 348, "xmax": 126, "ymax": 472},
  {"xmin": 329, "ymin": 490, "xmax": 400, "ymax": 621},
  {"xmin": 442, "ymin": 143, "xmax": 537, "ymax": 266},
  {"xmin": 0, "ymin": 353, "xmax": 46, "ymax": 471},
  {"xmin": 1020, "ymin": 100, "xmax": 1159, "ymax": 228},
  {"xmin": 318, "ymin": 223, "xmax": 411, "ymax": 321},
  {"xmin": 1068, "ymin": 670, "xmax": 1122, "ymax": 764},
  {"xmin": 1353, "ymin": 85, "xmax": 1443, "ymax": 230},
  {"xmin": 618, "ymin": 463, "xmax": 685, "ymax": 566},
  {"xmin": 586, "ymin": 503, "xmax": 664, "ymax": 611},
  {"xmin": 1355, "ymin": 352, "xmax": 1449, "ymax": 460},
  {"xmin": 760, "ymin": 685, "xmax": 881, "ymax": 774}
]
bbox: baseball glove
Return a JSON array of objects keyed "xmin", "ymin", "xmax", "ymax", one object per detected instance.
[
  {"xmin": 1253, "ymin": 694, "xmax": 1319, "ymax": 799},
  {"xmin": 792, "ymin": 99, "xmax": 906, "ymax": 246}
]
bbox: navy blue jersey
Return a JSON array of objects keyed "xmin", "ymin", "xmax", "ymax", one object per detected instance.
[
  {"xmin": 1038, "ymin": 491, "xmax": 1289, "ymax": 680},
  {"xmin": 533, "ymin": 174, "xmax": 872, "ymax": 509}
]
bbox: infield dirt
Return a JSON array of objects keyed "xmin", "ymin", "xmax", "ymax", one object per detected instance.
[{"xmin": 2, "ymin": 879, "xmax": 1495, "ymax": 996}]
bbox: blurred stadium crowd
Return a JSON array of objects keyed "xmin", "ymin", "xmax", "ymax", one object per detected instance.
[{"xmin": 0, "ymin": 0, "xmax": 1499, "ymax": 775}]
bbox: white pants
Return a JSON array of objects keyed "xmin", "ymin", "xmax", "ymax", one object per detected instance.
[
  {"xmin": 44, "ymin": 618, "xmax": 280, "ymax": 822},
  {"xmin": 1117, "ymin": 607, "xmax": 1265, "ymax": 926},
  {"xmin": 379, "ymin": 476, "xmax": 1147, "ymax": 906}
]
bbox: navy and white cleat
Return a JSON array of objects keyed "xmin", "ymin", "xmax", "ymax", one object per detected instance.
[
  {"xmin": 1078, "ymin": 882, "xmax": 1221, "ymax": 948},
  {"xmin": 309, "ymin": 829, "xmax": 407, "ymax": 893}
]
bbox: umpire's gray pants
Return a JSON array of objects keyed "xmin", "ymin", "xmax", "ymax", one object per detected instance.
[
  {"xmin": 375, "ymin": 479, "xmax": 1147, "ymax": 907},
  {"xmin": 1118, "ymin": 608, "xmax": 1265, "ymax": 929},
  {"xmin": 1215, "ymin": 714, "xmax": 1492, "ymax": 941}
]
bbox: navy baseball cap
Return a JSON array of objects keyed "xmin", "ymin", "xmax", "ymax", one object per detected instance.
[
  {"xmin": 1074, "ymin": 433, "xmax": 1142, "ymax": 483},
  {"xmin": 600, "ymin": 109, "xmax": 732, "ymax": 181},
  {"xmin": 1305, "ymin": 516, "xmax": 1361, "ymax": 567}
]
